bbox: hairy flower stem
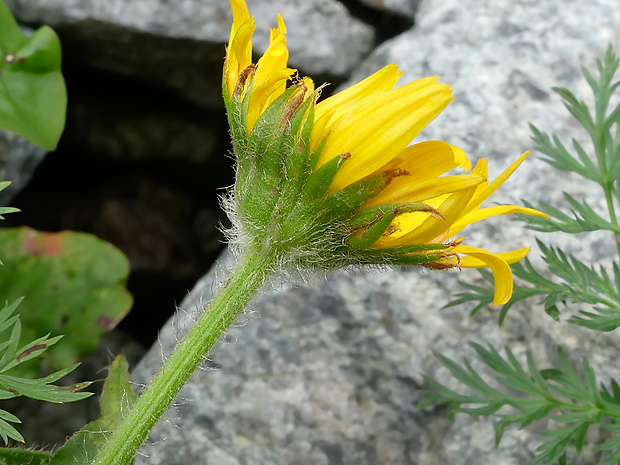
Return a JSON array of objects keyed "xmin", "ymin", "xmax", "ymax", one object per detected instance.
[{"xmin": 92, "ymin": 247, "xmax": 274, "ymax": 465}]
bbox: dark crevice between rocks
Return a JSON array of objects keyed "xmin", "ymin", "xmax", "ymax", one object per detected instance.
[
  {"xmin": 5, "ymin": 60, "xmax": 233, "ymax": 349},
  {"xmin": 339, "ymin": 0, "xmax": 416, "ymax": 45},
  {"xmin": 58, "ymin": 21, "xmax": 228, "ymax": 110}
]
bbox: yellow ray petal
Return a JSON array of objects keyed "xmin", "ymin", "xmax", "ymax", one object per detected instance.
[
  {"xmin": 302, "ymin": 76, "xmax": 315, "ymax": 96},
  {"xmin": 371, "ymin": 195, "xmax": 448, "ymax": 247},
  {"xmin": 462, "ymin": 152, "xmax": 530, "ymax": 217},
  {"xmin": 457, "ymin": 247, "xmax": 531, "ymax": 268},
  {"xmin": 315, "ymin": 64, "xmax": 403, "ymax": 121},
  {"xmin": 230, "ymin": 0, "xmax": 251, "ymax": 30},
  {"xmin": 469, "ymin": 157, "xmax": 488, "ymax": 189},
  {"xmin": 254, "ymin": 14, "xmax": 289, "ymax": 89},
  {"xmin": 449, "ymin": 145, "xmax": 471, "ymax": 172},
  {"xmin": 318, "ymin": 77, "xmax": 446, "ymax": 158},
  {"xmin": 228, "ymin": 0, "xmax": 252, "ymax": 55},
  {"xmin": 374, "ymin": 184, "xmax": 476, "ymax": 247},
  {"xmin": 451, "ymin": 245, "xmax": 515, "ymax": 305},
  {"xmin": 385, "ymin": 141, "xmax": 471, "ymax": 178},
  {"xmin": 323, "ymin": 81, "xmax": 454, "ymax": 189},
  {"xmin": 364, "ymin": 174, "xmax": 485, "ymax": 208},
  {"xmin": 309, "ymin": 108, "xmax": 336, "ymax": 151},
  {"xmin": 449, "ymin": 205, "xmax": 549, "ymax": 237},
  {"xmin": 225, "ymin": 18, "xmax": 256, "ymax": 97},
  {"xmin": 246, "ymin": 67, "xmax": 296, "ymax": 130},
  {"xmin": 312, "ymin": 78, "xmax": 449, "ymax": 161}
]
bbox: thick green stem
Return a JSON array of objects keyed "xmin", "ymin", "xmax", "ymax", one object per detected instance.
[{"xmin": 92, "ymin": 248, "xmax": 273, "ymax": 465}]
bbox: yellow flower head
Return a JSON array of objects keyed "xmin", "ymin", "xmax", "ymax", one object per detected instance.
[{"xmin": 223, "ymin": 0, "xmax": 547, "ymax": 306}]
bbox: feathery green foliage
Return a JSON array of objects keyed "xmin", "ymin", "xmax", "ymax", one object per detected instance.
[
  {"xmin": 419, "ymin": 344, "xmax": 620, "ymax": 464},
  {"xmin": 428, "ymin": 44, "xmax": 620, "ymax": 465},
  {"xmin": 0, "ymin": 298, "xmax": 92, "ymax": 443}
]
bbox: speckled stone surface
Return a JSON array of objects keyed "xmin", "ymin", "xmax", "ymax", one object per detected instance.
[
  {"xmin": 6, "ymin": 0, "xmax": 374, "ymax": 108},
  {"xmin": 0, "ymin": 129, "xmax": 47, "ymax": 204},
  {"xmin": 133, "ymin": 256, "xmax": 620, "ymax": 465},
  {"xmin": 132, "ymin": 0, "xmax": 620, "ymax": 463}
]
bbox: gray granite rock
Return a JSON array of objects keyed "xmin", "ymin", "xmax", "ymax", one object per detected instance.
[
  {"xmin": 131, "ymin": 0, "xmax": 620, "ymax": 463},
  {"xmin": 133, "ymin": 257, "xmax": 618, "ymax": 465},
  {"xmin": 0, "ymin": 130, "xmax": 47, "ymax": 205},
  {"xmin": 6, "ymin": 0, "xmax": 375, "ymax": 108}
]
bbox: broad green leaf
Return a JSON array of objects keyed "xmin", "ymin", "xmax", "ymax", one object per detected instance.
[
  {"xmin": 0, "ymin": 447, "xmax": 51, "ymax": 464},
  {"xmin": 0, "ymin": 227, "xmax": 132, "ymax": 375},
  {"xmin": 50, "ymin": 355, "xmax": 136, "ymax": 465},
  {"xmin": 0, "ymin": 0, "xmax": 66, "ymax": 150}
]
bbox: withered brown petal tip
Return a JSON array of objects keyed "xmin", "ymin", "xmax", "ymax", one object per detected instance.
[
  {"xmin": 235, "ymin": 64, "xmax": 257, "ymax": 95},
  {"xmin": 444, "ymin": 238, "xmax": 463, "ymax": 248},
  {"xmin": 423, "ymin": 259, "xmax": 459, "ymax": 271},
  {"xmin": 383, "ymin": 168, "xmax": 410, "ymax": 185},
  {"xmin": 384, "ymin": 225, "xmax": 397, "ymax": 236},
  {"xmin": 282, "ymin": 90, "xmax": 306, "ymax": 125},
  {"xmin": 424, "ymin": 206, "xmax": 445, "ymax": 223}
]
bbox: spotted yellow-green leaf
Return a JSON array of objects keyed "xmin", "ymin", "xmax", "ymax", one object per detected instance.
[{"xmin": 0, "ymin": 227, "xmax": 132, "ymax": 375}]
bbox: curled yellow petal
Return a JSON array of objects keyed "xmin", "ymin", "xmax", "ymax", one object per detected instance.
[
  {"xmin": 246, "ymin": 67, "xmax": 296, "ymax": 130},
  {"xmin": 225, "ymin": 18, "xmax": 256, "ymax": 97},
  {"xmin": 225, "ymin": 0, "xmax": 256, "ymax": 98},
  {"xmin": 451, "ymin": 245, "xmax": 516, "ymax": 305},
  {"xmin": 230, "ymin": 0, "xmax": 251, "ymax": 30},
  {"xmin": 253, "ymin": 14, "xmax": 289, "ymax": 89}
]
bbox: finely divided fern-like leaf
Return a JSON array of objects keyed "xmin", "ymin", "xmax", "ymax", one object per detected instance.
[
  {"xmin": 420, "ymin": 344, "xmax": 620, "ymax": 465},
  {"xmin": 0, "ymin": 299, "xmax": 93, "ymax": 444},
  {"xmin": 516, "ymin": 197, "xmax": 617, "ymax": 234},
  {"xmin": 0, "ymin": 408, "xmax": 22, "ymax": 444},
  {"xmin": 440, "ymin": 45, "xmax": 620, "ymax": 465},
  {"xmin": 529, "ymin": 124, "xmax": 602, "ymax": 184}
]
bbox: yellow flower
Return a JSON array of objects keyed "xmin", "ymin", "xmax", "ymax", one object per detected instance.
[{"xmin": 223, "ymin": 0, "xmax": 547, "ymax": 306}]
